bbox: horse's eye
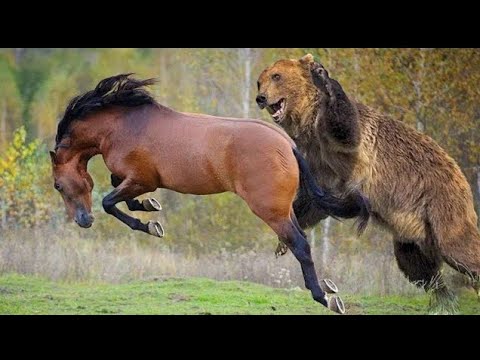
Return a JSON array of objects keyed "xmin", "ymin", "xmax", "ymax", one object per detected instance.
[
  {"xmin": 272, "ymin": 74, "xmax": 281, "ymax": 81},
  {"xmin": 54, "ymin": 182, "xmax": 62, "ymax": 191}
]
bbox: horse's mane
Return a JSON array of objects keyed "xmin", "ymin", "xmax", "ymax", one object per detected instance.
[{"xmin": 55, "ymin": 73, "xmax": 158, "ymax": 146}]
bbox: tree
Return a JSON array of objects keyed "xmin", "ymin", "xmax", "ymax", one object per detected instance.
[{"xmin": 0, "ymin": 55, "xmax": 23, "ymax": 151}]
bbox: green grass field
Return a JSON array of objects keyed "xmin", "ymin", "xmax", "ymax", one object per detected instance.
[{"xmin": 0, "ymin": 273, "xmax": 479, "ymax": 315}]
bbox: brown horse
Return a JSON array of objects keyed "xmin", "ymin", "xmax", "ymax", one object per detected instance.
[{"xmin": 50, "ymin": 73, "xmax": 370, "ymax": 313}]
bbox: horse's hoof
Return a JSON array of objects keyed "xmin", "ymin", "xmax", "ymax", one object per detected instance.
[
  {"xmin": 327, "ymin": 295, "xmax": 345, "ymax": 314},
  {"xmin": 143, "ymin": 198, "xmax": 162, "ymax": 211},
  {"xmin": 321, "ymin": 279, "xmax": 339, "ymax": 294},
  {"xmin": 147, "ymin": 221, "xmax": 165, "ymax": 238}
]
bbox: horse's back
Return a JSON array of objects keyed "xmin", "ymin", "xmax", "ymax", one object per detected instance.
[
  {"xmin": 135, "ymin": 108, "xmax": 299, "ymax": 195},
  {"xmin": 180, "ymin": 111, "xmax": 295, "ymax": 147}
]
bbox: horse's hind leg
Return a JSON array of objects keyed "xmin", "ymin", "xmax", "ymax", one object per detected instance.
[
  {"xmin": 266, "ymin": 212, "xmax": 344, "ymax": 313},
  {"xmin": 103, "ymin": 178, "xmax": 164, "ymax": 238},
  {"xmin": 275, "ymin": 206, "xmax": 308, "ymax": 258},
  {"xmin": 111, "ymin": 174, "xmax": 162, "ymax": 212}
]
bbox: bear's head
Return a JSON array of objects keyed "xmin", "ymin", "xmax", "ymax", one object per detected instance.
[{"xmin": 256, "ymin": 54, "xmax": 323, "ymax": 131}]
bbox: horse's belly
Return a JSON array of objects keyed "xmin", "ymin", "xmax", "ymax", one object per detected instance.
[
  {"xmin": 163, "ymin": 182, "xmax": 226, "ymax": 196},
  {"xmin": 159, "ymin": 167, "xmax": 228, "ymax": 195}
]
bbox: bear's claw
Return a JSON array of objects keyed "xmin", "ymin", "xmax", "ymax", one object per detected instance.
[{"xmin": 275, "ymin": 242, "xmax": 289, "ymax": 258}]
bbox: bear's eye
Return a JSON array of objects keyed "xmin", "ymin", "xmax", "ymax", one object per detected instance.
[
  {"xmin": 272, "ymin": 74, "xmax": 281, "ymax": 81},
  {"xmin": 257, "ymin": 81, "xmax": 260, "ymax": 90},
  {"xmin": 54, "ymin": 182, "xmax": 62, "ymax": 191}
]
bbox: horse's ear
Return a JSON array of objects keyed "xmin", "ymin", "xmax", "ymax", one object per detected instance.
[
  {"xmin": 49, "ymin": 151, "xmax": 57, "ymax": 165},
  {"xmin": 299, "ymin": 54, "xmax": 315, "ymax": 66}
]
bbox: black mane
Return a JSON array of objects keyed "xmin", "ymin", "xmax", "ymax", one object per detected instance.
[{"xmin": 55, "ymin": 73, "xmax": 158, "ymax": 146}]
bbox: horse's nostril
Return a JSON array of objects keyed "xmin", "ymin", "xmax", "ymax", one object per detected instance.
[{"xmin": 75, "ymin": 211, "xmax": 94, "ymax": 226}]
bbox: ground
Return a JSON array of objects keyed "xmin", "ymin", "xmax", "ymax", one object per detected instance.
[{"xmin": 0, "ymin": 273, "xmax": 479, "ymax": 315}]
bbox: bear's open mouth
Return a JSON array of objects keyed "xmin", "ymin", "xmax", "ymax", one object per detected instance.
[{"xmin": 267, "ymin": 98, "xmax": 286, "ymax": 123}]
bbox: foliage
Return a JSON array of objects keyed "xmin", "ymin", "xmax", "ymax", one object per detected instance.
[
  {"xmin": 0, "ymin": 48, "xmax": 479, "ymax": 255},
  {"xmin": 0, "ymin": 127, "xmax": 58, "ymax": 229},
  {"xmin": 0, "ymin": 54, "xmax": 23, "ymax": 151}
]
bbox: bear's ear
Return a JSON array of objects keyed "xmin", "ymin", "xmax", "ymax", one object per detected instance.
[{"xmin": 299, "ymin": 54, "xmax": 315, "ymax": 66}]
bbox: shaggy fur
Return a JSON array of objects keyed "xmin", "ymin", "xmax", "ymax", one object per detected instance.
[{"xmin": 257, "ymin": 54, "xmax": 480, "ymax": 308}]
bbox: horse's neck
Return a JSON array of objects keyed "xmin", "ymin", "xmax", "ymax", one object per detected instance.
[
  {"xmin": 56, "ymin": 132, "xmax": 102, "ymax": 168},
  {"xmin": 66, "ymin": 116, "xmax": 114, "ymax": 158}
]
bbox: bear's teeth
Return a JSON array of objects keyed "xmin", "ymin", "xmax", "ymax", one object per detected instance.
[{"xmin": 272, "ymin": 100, "xmax": 285, "ymax": 120}]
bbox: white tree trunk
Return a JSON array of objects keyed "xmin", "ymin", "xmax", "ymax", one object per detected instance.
[
  {"xmin": 321, "ymin": 217, "xmax": 331, "ymax": 268},
  {"xmin": 353, "ymin": 50, "xmax": 360, "ymax": 94},
  {"xmin": 414, "ymin": 49, "xmax": 427, "ymax": 132},
  {"xmin": 310, "ymin": 227, "xmax": 316, "ymax": 248},
  {"xmin": 14, "ymin": 48, "xmax": 24, "ymax": 65},
  {"xmin": 242, "ymin": 48, "xmax": 251, "ymax": 119}
]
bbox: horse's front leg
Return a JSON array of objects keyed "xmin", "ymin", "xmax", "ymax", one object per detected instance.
[
  {"xmin": 102, "ymin": 178, "xmax": 164, "ymax": 238},
  {"xmin": 111, "ymin": 174, "xmax": 162, "ymax": 212}
]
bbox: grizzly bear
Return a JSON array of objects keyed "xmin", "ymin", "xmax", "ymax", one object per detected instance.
[{"xmin": 256, "ymin": 54, "xmax": 480, "ymax": 312}]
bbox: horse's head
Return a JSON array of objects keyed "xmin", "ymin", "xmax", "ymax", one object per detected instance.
[{"xmin": 50, "ymin": 150, "xmax": 95, "ymax": 228}]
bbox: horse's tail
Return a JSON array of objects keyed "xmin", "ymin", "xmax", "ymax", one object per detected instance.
[{"xmin": 292, "ymin": 147, "xmax": 370, "ymax": 235}]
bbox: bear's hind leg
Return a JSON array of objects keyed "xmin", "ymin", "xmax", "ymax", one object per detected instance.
[{"xmin": 394, "ymin": 239, "xmax": 457, "ymax": 314}]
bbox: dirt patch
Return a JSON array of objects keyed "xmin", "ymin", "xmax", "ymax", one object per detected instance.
[
  {"xmin": 344, "ymin": 301, "xmax": 365, "ymax": 315},
  {"xmin": 0, "ymin": 287, "xmax": 14, "ymax": 295},
  {"xmin": 168, "ymin": 293, "xmax": 191, "ymax": 302}
]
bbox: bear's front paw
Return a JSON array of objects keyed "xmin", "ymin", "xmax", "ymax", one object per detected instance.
[
  {"xmin": 310, "ymin": 62, "xmax": 335, "ymax": 99},
  {"xmin": 275, "ymin": 242, "xmax": 289, "ymax": 258},
  {"xmin": 311, "ymin": 62, "xmax": 328, "ymax": 85}
]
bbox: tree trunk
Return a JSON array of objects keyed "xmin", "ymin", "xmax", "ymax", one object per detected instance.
[
  {"xmin": 414, "ymin": 49, "xmax": 427, "ymax": 133},
  {"xmin": 352, "ymin": 50, "xmax": 360, "ymax": 94},
  {"xmin": 310, "ymin": 227, "xmax": 316, "ymax": 249},
  {"xmin": 241, "ymin": 48, "xmax": 251, "ymax": 119},
  {"xmin": 321, "ymin": 217, "xmax": 331, "ymax": 269},
  {"xmin": 14, "ymin": 48, "xmax": 24, "ymax": 65}
]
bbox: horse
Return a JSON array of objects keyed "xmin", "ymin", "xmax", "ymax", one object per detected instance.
[{"xmin": 50, "ymin": 73, "xmax": 370, "ymax": 313}]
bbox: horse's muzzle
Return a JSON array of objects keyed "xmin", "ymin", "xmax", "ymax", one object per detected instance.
[{"xmin": 75, "ymin": 210, "xmax": 95, "ymax": 228}]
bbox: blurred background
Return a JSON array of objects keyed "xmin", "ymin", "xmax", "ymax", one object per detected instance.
[{"xmin": 0, "ymin": 48, "xmax": 479, "ymax": 295}]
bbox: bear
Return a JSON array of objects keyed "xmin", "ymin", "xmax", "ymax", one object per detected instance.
[{"xmin": 256, "ymin": 53, "xmax": 480, "ymax": 313}]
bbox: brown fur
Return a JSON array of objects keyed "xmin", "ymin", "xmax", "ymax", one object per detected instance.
[{"xmin": 257, "ymin": 54, "xmax": 480, "ymax": 301}]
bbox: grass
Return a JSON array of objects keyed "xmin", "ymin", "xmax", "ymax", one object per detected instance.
[{"xmin": 1, "ymin": 273, "xmax": 479, "ymax": 315}]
